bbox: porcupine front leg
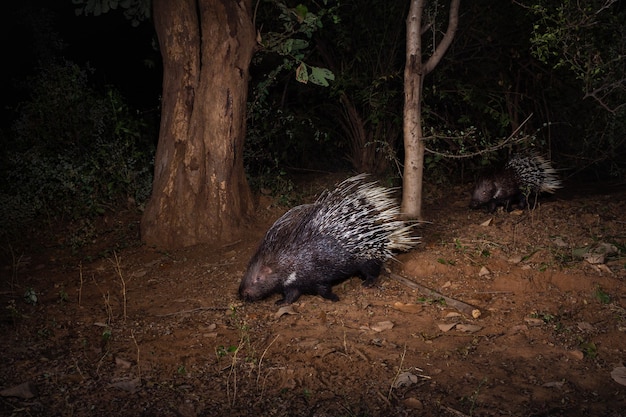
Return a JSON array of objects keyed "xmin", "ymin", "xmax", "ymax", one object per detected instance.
[{"xmin": 277, "ymin": 287, "xmax": 303, "ymax": 305}]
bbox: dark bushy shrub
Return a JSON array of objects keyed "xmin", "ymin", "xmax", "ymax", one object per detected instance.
[{"xmin": 0, "ymin": 59, "xmax": 154, "ymax": 239}]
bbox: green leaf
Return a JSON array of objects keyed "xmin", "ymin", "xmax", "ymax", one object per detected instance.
[
  {"xmin": 281, "ymin": 39, "xmax": 294, "ymax": 54},
  {"xmin": 295, "ymin": 4, "xmax": 309, "ymax": 21},
  {"xmin": 291, "ymin": 39, "xmax": 309, "ymax": 51},
  {"xmin": 308, "ymin": 66, "xmax": 334, "ymax": 87},
  {"xmin": 280, "ymin": 39, "xmax": 309, "ymax": 55}
]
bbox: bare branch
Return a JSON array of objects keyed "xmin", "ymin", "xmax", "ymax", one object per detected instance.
[
  {"xmin": 423, "ymin": 113, "xmax": 535, "ymax": 159},
  {"xmin": 389, "ymin": 272, "xmax": 481, "ymax": 318},
  {"xmin": 583, "ymin": 77, "xmax": 626, "ymax": 113},
  {"xmin": 423, "ymin": 0, "xmax": 460, "ymax": 75}
]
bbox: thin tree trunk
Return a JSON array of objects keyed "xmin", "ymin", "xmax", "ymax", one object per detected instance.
[
  {"xmin": 141, "ymin": 0, "xmax": 255, "ymax": 249},
  {"xmin": 402, "ymin": 0, "xmax": 460, "ymax": 219},
  {"xmin": 401, "ymin": 0, "xmax": 426, "ymax": 219}
]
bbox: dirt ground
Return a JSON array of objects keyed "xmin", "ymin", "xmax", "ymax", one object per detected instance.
[{"xmin": 1, "ymin": 174, "xmax": 626, "ymax": 417}]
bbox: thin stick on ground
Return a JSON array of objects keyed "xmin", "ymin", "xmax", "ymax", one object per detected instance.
[
  {"xmin": 227, "ymin": 336, "xmax": 247, "ymax": 407},
  {"xmin": 156, "ymin": 306, "xmax": 229, "ymax": 317},
  {"xmin": 92, "ymin": 274, "xmax": 113, "ymax": 324},
  {"xmin": 130, "ymin": 329, "xmax": 141, "ymax": 381},
  {"xmin": 78, "ymin": 262, "xmax": 83, "ymax": 307},
  {"xmin": 256, "ymin": 334, "xmax": 279, "ymax": 388},
  {"xmin": 388, "ymin": 343, "xmax": 407, "ymax": 401},
  {"xmin": 389, "ymin": 272, "xmax": 481, "ymax": 318},
  {"xmin": 443, "ymin": 405, "xmax": 471, "ymax": 417},
  {"xmin": 110, "ymin": 251, "xmax": 127, "ymax": 322},
  {"xmin": 9, "ymin": 245, "xmax": 23, "ymax": 292},
  {"xmin": 256, "ymin": 334, "xmax": 280, "ymax": 403}
]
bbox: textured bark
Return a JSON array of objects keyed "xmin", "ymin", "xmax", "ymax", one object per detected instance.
[
  {"xmin": 401, "ymin": 0, "xmax": 426, "ymax": 219},
  {"xmin": 401, "ymin": 0, "xmax": 460, "ymax": 219},
  {"xmin": 141, "ymin": 0, "xmax": 255, "ymax": 249}
]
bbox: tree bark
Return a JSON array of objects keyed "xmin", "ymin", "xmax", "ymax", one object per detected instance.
[
  {"xmin": 401, "ymin": 0, "xmax": 426, "ymax": 219},
  {"xmin": 401, "ymin": 0, "xmax": 460, "ymax": 219},
  {"xmin": 141, "ymin": 0, "xmax": 255, "ymax": 249}
]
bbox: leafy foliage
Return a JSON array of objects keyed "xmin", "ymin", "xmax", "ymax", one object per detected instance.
[
  {"xmin": 256, "ymin": 0, "xmax": 337, "ymax": 88},
  {"xmin": 73, "ymin": 0, "xmax": 151, "ymax": 27},
  {"xmin": 245, "ymin": 1, "xmax": 341, "ymax": 197},
  {"xmin": 0, "ymin": 59, "xmax": 153, "ymax": 238},
  {"xmin": 524, "ymin": 0, "xmax": 626, "ymax": 177},
  {"xmin": 320, "ymin": 0, "xmax": 407, "ymax": 175},
  {"xmin": 528, "ymin": 0, "xmax": 626, "ymax": 113}
]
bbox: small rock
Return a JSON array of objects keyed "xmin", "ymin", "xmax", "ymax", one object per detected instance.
[
  {"xmin": 524, "ymin": 318, "xmax": 544, "ymax": 327},
  {"xmin": 392, "ymin": 302, "xmax": 422, "ymax": 314},
  {"xmin": 111, "ymin": 378, "xmax": 141, "ymax": 393},
  {"xmin": 508, "ymin": 324, "xmax": 528, "ymax": 334},
  {"xmin": 577, "ymin": 322, "xmax": 594, "ymax": 332},
  {"xmin": 370, "ymin": 321, "xmax": 394, "ymax": 332},
  {"xmin": 132, "ymin": 269, "xmax": 148, "ymax": 278},
  {"xmin": 403, "ymin": 397, "xmax": 423, "ymax": 409},
  {"xmin": 115, "ymin": 357, "xmax": 132, "ymax": 369},
  {"xmin": 610, "ymin": 367, "xmax": 626, "ymax": 386},
  {"xmin": 569, "ymin": 350, "xmax": 584, "ymax": 361},
  {"xmin": 543, "ymin": 381, "xmax": 565, "ymax": 388},
  {"xmin": 456, "ymin": 324, "xmax": 482, "ymax": 333},
  {"xmin": 393, "ymin": 372, "xmax": 419, "ymax": 388},
  {"xmin": 0, "ymin": 382, "xmax": 38, "ymax": 399},
  {"xmin": 297, "ymin": 339, "xmax": 319, "ymax": 349}
]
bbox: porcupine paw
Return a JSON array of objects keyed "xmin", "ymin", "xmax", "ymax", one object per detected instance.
[
  {"xmin": 362, "ymin": 279, "xmax": 378, "ymax": 288},
  {"xmin": 317, "ymin": 286, "xmax": 340, "ymax": 302}
]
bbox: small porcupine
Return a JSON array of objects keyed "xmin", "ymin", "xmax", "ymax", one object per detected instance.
[
  {"xmin": 470, "ymin": 153, "xmax": 562, "ymax": 212},
  {"xmin": 239, "ymin": 174, "xmax": 419, "ymax": 305}
]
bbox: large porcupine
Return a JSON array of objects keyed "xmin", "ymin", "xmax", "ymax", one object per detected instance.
[
  {"xmin": 470, "ymin": 153, "xmax": 562, "ymax": 212},
  {"xmin": 239, "ymin": 174, "xmax": 419, "ymax": 305}
]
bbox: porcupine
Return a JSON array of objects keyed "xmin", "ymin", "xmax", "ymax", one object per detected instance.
[
  {"xmin": 239, "ymin": 174, "xmax": 420, "ymax": 305},
  {"xmin": 470, "ymin": 153, "xmax": 562, "ymax": 212}
]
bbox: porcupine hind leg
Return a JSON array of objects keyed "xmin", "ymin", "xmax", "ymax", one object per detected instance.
[
  {"xmin": 315, "ymin": 284, "xmax": 340, "ymax": 302},
  {"xmin": 358, "ymin": 259, "xmax": 383, "ymax": 288}
]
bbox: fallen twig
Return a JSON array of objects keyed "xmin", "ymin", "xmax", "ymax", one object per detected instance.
[
  {"xmin": 389, "ymin": 272, "xmax": 481, "ymax": 318},
  {"xmin": 156, "ymin": 306, "xmax": 229, "ymax": 317},
  {"xmin": 256, "ymin": 334, "xmax": 280, "ymax": 396},
  {"xmin": 442, "ymin": 405, "xmax": 471, "ymax": 417}
]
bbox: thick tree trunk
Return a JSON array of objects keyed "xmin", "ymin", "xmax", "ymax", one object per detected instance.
[{"xmin": 141, "ymin": 0, "xmax": 255, "ymax": 249}]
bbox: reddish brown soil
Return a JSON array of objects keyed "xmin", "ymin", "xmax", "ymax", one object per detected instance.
[{"xmin": 1, "ymin": 176, "xmax": 625, "ymax": 416}]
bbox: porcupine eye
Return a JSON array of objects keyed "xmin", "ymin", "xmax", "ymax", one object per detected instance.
[{"xmin": 255, "ymin": 265, "xmax": 272, "ymax": 284}]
